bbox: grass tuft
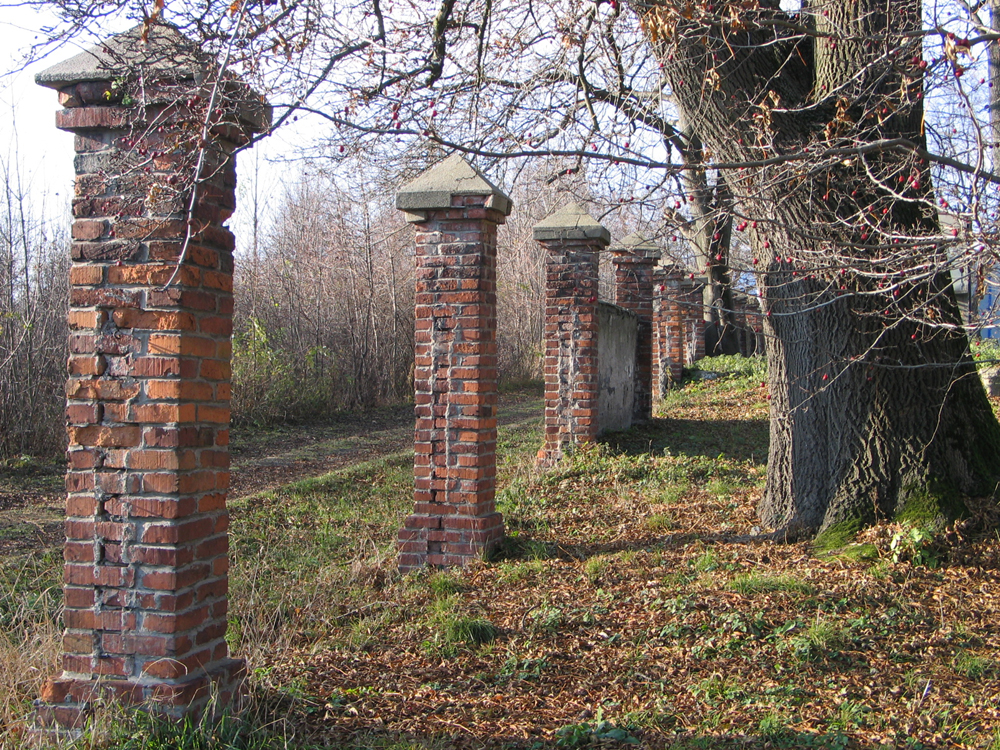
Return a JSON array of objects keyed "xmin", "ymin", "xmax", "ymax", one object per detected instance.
[{"xmin": 728, "ymin": 573, "xmax": 813, "ymax": 596}]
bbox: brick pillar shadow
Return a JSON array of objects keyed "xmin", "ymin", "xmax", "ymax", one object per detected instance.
[
  {"xmin": 395, "ymin": 154, "xmax": 512, "ymax": 572},
  {"xmin": 533, "ymin": 204, "xmax": 609, "ymax": 466},
  {"xmin": 33, "ymin": 21, "xmax": 269, "ymax": 734}
]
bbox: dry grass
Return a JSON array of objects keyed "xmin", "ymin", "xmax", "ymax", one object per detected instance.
[{"xmin": 0, "ymin": 564, "xmax": 61, "ymax": 749}]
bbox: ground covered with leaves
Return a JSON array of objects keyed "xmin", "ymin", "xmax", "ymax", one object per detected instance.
[
  {"xmin": 228, "ymin": 357, "xmax": 1000, "ymax": 750},
  {"xmin": 4, "ymin": 358, "xmax": 1000, "ymax": 749}
]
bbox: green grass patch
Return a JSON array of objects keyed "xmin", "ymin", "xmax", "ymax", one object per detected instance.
[
  {"xmin": 952, "ymin": 650, "xmax": 993, "ymax": 679},
  {"xmin": 657, "ymin": 480, "xmax": 692, "ymax": 504},
  {"xmin": 227, "ymin": 454, "xmax": 413, "ymax": 655},
  {"xmin": 644, "ymin": 513, "xmax": 673, "ymax": 532},
  {"xmin": 424, "ymin": 596, "xmax": 499, "ymax": 657},
  {"xmin": 728, "ymin": 573, "xmax": 813, "ymax": 596},
  {"xmin": 584, "ymin": 555, "xmax": 610, "ymax": 582},
  {"xmin": 692, "ymin": 355, "xmax": 768, "ymax": 382},
  {"xmin": 427, "ymin": 571, "xmax": 465, "ymax": 598}
]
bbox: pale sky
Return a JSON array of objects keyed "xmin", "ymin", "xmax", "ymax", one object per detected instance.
[
  {"xmin": 0, "ymin": 8, "xmax": 122, "ymax": 218},
  {"xmin": 0, "ymin": 7, "xmax": 296, "ymax": 244}
]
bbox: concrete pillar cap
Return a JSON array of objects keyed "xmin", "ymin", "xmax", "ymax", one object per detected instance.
[
  {"xmin": 396, "ymin": 153, "xmax": 512, "ymax": 221},
  {"xmin": 532, "ymin": 202, "xmax": 610, "ymax": 244},
  {"xmin": 36, "ymin": 21, "xmax": 210, "ymax": 88},
  {"xmin": 36, "ymin": 20, "xmax": 271, "ymax": 133},
  {"xmin": 612, "ymin": 233, "xmax": 661, "ymax": 259}
]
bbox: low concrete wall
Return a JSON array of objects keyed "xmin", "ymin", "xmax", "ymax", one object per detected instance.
[{"xmin": 597, "ymin": 302, "xmax": 637, "ymax": 434}]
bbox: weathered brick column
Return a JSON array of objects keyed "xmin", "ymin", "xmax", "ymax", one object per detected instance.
[
  {"xmin": 34, "ymin": 22, "xmax": 268, "ymax": 731},
  {"xmin": 680, "ymin": 275, "xmax": 708, "ymax": 364},
  {"xmin": 395, "ymin": 155, "xmax": 512, "ymax": 572},
  {"xmin": 533, "ymin": 204, "xmax": 609, "ymax": 466},
  {"xmin": 652, "ymin": 267, "xmax": 682, "ymax": 395},
  {"xmin": 653, "ymin": 269, "xmax": 708, "ymax": 393},
  {"xmin": 610, "ymin": 234, "xmax": 659, "ymax": 422}
]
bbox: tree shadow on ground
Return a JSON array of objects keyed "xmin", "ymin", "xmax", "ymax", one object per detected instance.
[
  {"xmin": 600, "ymin": 417, "xmax": 768, "ymax": 465},
  {"xmin": 494, "ymin": 529, "xmax": 781, "ymax": 564},
  {"xmin": 249, "ymin": 694, "xmax": 888, "ymax": 750}
]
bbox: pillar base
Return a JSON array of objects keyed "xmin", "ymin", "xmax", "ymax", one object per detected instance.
[
  {"xmin": 33, "ymin": 658, "xmax": 245, "ymax": 738},
  {"xmin": 535, "ymin": 447, "xmax": 560, "ymax": 468},
  {"xmin": 398, "ymin": 513, "xmax": 504, "ymax": 573}
]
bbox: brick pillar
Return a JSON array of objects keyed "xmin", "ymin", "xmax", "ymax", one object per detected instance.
[
  {"xmin": 656, "ymin": 270, "xmax": 696, "ymax": 386},
  {"xmin": 610, "ymin": 235, "xmax": 659, "ymax": 422},
  {"xmin": 680, "ymin": 276, "xmax": 708, "ymax": 364},
  {"xmin": 652, "ymin": 268, "xmax": 673, "ymax": 397},
  {"xmin": 33, "ymin": 22, "xmax": 269, "ymax": 733},
  {"xmin": 532, "ymin": 204, "xmax": 609, "ymax": 466},
  {"xmin": 395, "ymin": 154, "xmax": 512, "ymax": 572}
]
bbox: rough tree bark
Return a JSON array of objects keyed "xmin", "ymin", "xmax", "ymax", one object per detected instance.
[{"xmin": 637, "ymin": 0, "xmax": 1000, "ymax": 535}]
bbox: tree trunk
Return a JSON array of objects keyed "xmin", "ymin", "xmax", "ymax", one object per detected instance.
[
  {"xmin": 638, "ymin": 0, "xmax": 1000, "ymax": 534},
  {"xmin": 676, "ymin": 117, "xmax": 741, "ymax": 355}
]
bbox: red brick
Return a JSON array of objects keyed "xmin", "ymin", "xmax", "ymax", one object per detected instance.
[
  {"xmin": 197, "ymin": 405, "xmax": 230, "ymax": 423},
  {"xmin": 69, "ymin": 424, "xmax": 142, "ymax": 448},
  {"xmin": 105, "ymin": 263, "xmax": 197, "ymax": 287},
  {"xmin": 72, "ymin": 219, "xmax": 106, "ymax": 241},
  {"xmin": 148, "ymin": 334, "xmax": 217, "ymax": 357},
  {"xmin": 141, "ymin": 472, "xmax": 179, "ymax": 494},
  {"xmin": 131, "ymin": 403, "xmax": 197, "ymax": 423},
  {"xmin": 132, "ymin": 357, "xmax": 182, "ymax": 377},
  {"xmin": 178, "ymin": 471, "xmax": 219, "ymax": 493},
  {"xmin": 199, "ymin": 360, "xmax": 231, "ymax": 380},
  {"xmin": 68, "ymin": 356, "xmax": 107, "ymax": 377},
  {"xmin": 70, "ymin": 287, "xmax": 142, "ymax": 309},
  {"xmin": 67, "ymin": 309, "xmax": 107, "ymax": 331},
  {"xmin": 143, "ymin": 606, "xmax": 210, "ymax": 634},
  {"xmin": 112, "ymin": 309, "xmax": 197, "ymax": 331},
  {"xmin": 199, "ymin": 316, "xmax": 232, "ymax": 336},
  {"xmin": 202, "ymin": 270, "xmax": 233, "ymax": 292},
  {"xmin": 64, "ymin": 541, "xmax": 95, "ymax": 563},
  {"xmin": 66, "ymin": 378, "xmax": 140, "ymax": 401},
  {"xmin": 69, "ymin": 266, "xmax": 104, "ymax": 286},
  {"xmin": 140, "ymin": 518, "xmax": 214, "ymax": 544},
  {"xmin": 66, "ymin": 403, "xmax": 100, "ymax": 425},
  {"xmin": 64, "ymin": 563, "xmax": 134, "ymax": 588},
  {"xmin": 56, "ymin": 106, "xmax": 129, "ymax": 130}
]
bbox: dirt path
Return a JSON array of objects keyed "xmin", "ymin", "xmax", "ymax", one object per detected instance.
[
  {"xmin": 230, "ymin": 390, "xmax": 543, "ymax": 499},
  {"xmin": 0, "ymin": 389, "xmax": 545, "ymax": 557}
]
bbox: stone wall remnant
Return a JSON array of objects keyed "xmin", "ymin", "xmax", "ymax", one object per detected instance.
[
  {"xmin": 653, "ymin": 270, "xmax": 706, "ymax": 392},
  {"xmin": 610, "ymin": 235, "xmax": 659, "ymax": 421},
  {"xmin": 597, "ymin": 302, "xmax": 638, "ymax": 434}
]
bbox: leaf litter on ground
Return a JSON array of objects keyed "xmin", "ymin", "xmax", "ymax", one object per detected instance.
[{"xmin": 5, "ymin": 362, "xmax": 1000, "ymax": 748}]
